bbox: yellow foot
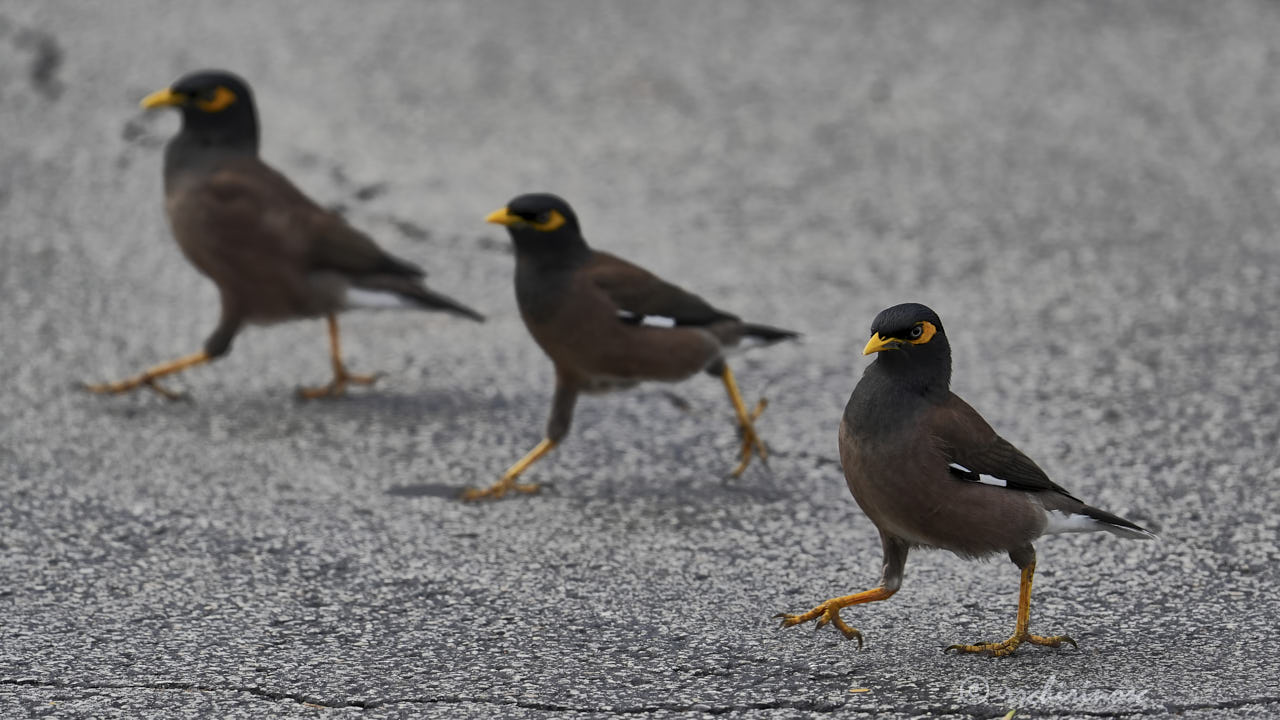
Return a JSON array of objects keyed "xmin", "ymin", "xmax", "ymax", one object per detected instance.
[
  {"xmin": 84, "ymin": 377, "xmax": 189, "ymax": 401},
  {"xmin": 946, "ymin": 632, "xmax": 1077, "ymax": 657},
  {"xmin": 297, "ymin": 371, "xmax": 380, "ymax": 399},
  {"xmin": 84, "ymin": 351, "xmax": 212, "ymax": 400},
  {"xmin": 461, "ymin": 477, "xmax": 542, "ymax": 502},
  {"xmin": 730, "ymin": 398, "xmax": 769, "ymax": 477},
  {"xmin": 774, "ymin": 600, "xmax": 865, "ymax": 648}
]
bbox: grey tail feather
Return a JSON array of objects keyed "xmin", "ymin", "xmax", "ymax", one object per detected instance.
[
  {"xmin": 404, "ymin": 285, "xmax": 486, "ymax": 322},
  {"xmin": 740, "ymin": 323, "xmax": 800, "ymax": 343},
  {"xmin": 1082, "ymin": 505, "xmax": 1158, "ymax": 540}
]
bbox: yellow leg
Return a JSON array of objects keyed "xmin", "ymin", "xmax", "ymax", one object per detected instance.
[
  {"xmin": 721, "ymin": 364, "xmax": 768, "ymax": 477},
  {"xmin": 775, "ymin": 586, "xmax": 897, "ymax": 649},
  {"xmin": 462, "ymin": 438, "xmax": 557, "ymax": 501},
  {"xmin": 945, "ymin": 560, "xmax": 1077, "ymax": 657},
  {"xmin": 298, "ymin": 314, "xmax": 380, "ymax": 399},
  {"xmin": 84, "ymin": 350, "xmax": 211, "ymax": 400}
]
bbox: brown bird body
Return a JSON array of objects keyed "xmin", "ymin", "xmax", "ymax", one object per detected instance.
[
  {"xmin": 780, "ymin": 303, "xmax": 1154, "ymax": 656},
  {"xmin": 520, "ymin": 251, "xmax": 736, "ymax": 391},
  {"xmin": 466, "ymin": 193, "xmax": 798, "ymax": 500},
  {"xmin": 841, "ymin": 393, "xmax": 1065, "ymax": 558},
  {"xmin": 87, "ymin": 70, "xmax": 481, "ymax": 399},
  {"xmin": 164, "ymin": 152, "xmax": 463, "ymax": 342}
]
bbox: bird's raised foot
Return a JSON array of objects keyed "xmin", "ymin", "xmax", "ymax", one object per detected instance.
[
  {"xmin": 297, "ymin": 370, "xmax": 381, "ymax": 400},
  {"xmin": 84, "ymin": 351, "xmax": 211, "ymax": 400},
  {"xmin": 461, "ymin": 477, "xmax": 542, "ymax": 502},
  {"xmin": 946, "ymin": 632, "xmax": 1076, "ymax": 658},
  {"xmin": 730, "ymin": 398, "xmax": 770, "ymax": 478},
  {"xmin": 774, "ymin": 601, "xmax": 865, "ymax": 648}
]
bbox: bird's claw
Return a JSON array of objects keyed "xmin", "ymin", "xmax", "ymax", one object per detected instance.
[
  {"xmin": 775, "ymin": 604, "xmax": 864, "ymax": 648},
  {"xmin": 945, "ymin": 633, "xmax": 1076, "ymax": 657},
  {"xmin": 461, "ymin": 478, "xmax": 542, "ymax": 502},
  {"xmin": 84, "ymin": 377, "xmax": 188, "ymax": 401},
  {"xmin": 730, "ymin": 398, "xmax": 770, "ymax": 478},
  {"xmin": 297, "ymin": 370, "xmax": 381, "ymax": 400},
  {"xmin": 143, "ymin": 378, "xmax": 190, "ymax": 401}
]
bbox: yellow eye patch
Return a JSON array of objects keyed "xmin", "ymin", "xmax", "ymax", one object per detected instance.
[
  {"xmin": 195, "ymin": 86, "xmax": 237, "ymax": 112},
  {"xmin": 485, "ymin": 207, "xmax": 567, "ymax": 232},
  {"xmin": 906, "ymin": 321, "xmax": 937, "ymax": 345},
  {"xmin": 862, "ymin": 320, "xmax": 938, "ymax": 355},
  {"xmin": 529, "ymin": 209, "xmax": 566, "ymax": 232}
]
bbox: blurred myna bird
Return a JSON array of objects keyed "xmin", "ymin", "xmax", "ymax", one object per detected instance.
[
  {"xmin": 778, "ymin": 303, "xmax": 1154, "ymax": 656},
  {"xmin": 467, "ymin": 193, "xmax": 798, "ymax": 500},
  {"xmin": 86, "ymin": 70, "xmax": 483, "ymax": 400}
]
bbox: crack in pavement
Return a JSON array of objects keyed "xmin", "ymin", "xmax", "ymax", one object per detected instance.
[
  {"xmin": 0, "ymin": 678, "xmax": 848, "ymax": 714},
  {"xmin": 5, "ymin": 678, "xmax": 1279, "ymax": 716}
]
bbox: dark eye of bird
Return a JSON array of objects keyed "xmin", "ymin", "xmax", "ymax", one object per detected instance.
[
  {"xmin": 909, "ymin": 325, "xmax": 923, "ymax": 339},
  {"xmin": 535, "ymin": 212, "xmax": 550, "ymax": 224}
]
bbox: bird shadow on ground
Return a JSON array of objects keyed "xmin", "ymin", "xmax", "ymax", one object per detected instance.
[
  {"xmin": 80, "ymin": 383, "xmax": 499, "ymax": 436},
  {"xmin": 287, "ymin": 385, "xmax": 502, "ymax": 420},
  {"xmin": 384, "ymin": 482, "xmax": 489, "ymax": 499},
  {"xmin": 600, "ymin": 476, "xmax": 795, "ymax": 512},
  {"xmin": 384, "ymin": 464, "xmax": 786, "ymax": 506},
  {"xmin": 384, "ymin": 476, "xmax": 565, "ymax": 501}
]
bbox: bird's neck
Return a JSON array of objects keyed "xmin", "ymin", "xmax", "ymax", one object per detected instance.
[
  {"xmin": 845, "ymin": 359, "xmax": 949, "ymax": 437},
  {"xmin": 512, "ymin": 233, "xmax": 592, "ymax": 272},
  {"xmin": 870, "ymin": 351, "xmax": 952, "ymax": 399},
  {"xmin": 172, "ymin": 124, "xmax": 259, "ymax": 156},
  {"xmin": 511, "ymin": 236, "xmax": 591, "ymax": 325},
  {"xmin": 163, "ymin": 131, "xmax": 258, "ymax": 180}
]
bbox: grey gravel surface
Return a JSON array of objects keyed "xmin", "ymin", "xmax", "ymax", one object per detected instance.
[{"xmin": 2, "ymin": 1, "xmax": 1279, "ymax": 718}]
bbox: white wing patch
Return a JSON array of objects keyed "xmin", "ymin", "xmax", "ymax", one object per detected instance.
[
  {"xmin": 345, "ymin": 287, "xmax": 412, "ymax": 310},
  {"xmin": 949, "ymin": 463, "xmax": 1007, "ymax": 487},
  {"xmin": 617, "ymin": 310, "xmax": 677, "ymax": 328}
]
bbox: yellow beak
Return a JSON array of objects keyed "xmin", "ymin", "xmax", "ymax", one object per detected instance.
[
  {"xmin": 862, "ymin": 332, "xmax": 901, "ymax": 355},
  {"xmin": 485, "ymin": 207, "xmax": 518, "ymax": 226},
  {"xmin": 140, "ymin": 87, "xmax": 185, "ymax": 110}
]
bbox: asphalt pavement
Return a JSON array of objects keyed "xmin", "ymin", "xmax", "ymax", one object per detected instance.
[{"xmin": 1, "ymin": 1, "xmax": 1278, "ymax": 718}]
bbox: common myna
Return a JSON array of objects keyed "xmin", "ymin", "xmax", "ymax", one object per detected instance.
[
  {"xmin": 86, "ymin": 70, "xmax": 483, "ymax": 400},
  {"xmin": 467, "ymin": 193, "xmax": 798, "ymax": 500},
  {"xmin": 778, "ymin": 303, "xmax": 1154, "ymax": 656}
]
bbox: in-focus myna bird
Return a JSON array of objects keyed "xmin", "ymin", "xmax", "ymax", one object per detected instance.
[
  {"xmin": 778, "ymin": 303, "xmax": 1154, "ymax": 656},
  {"xmin": 85, "ymin": 70, "xmax": 483, "ymax": 400},
  {"xmin": 467, "ymin": 193, "xmax": 798, "ymax": 500}
]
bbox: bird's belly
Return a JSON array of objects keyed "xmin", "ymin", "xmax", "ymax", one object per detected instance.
[
  {"xmin": 578, "ymin": 375, "xmax": 643, "ymax": 394},
  {"xmin": 239, "ymin": 276, "xmax": 342, "ymax": 324},
  {"xmin": 839, "ymin": 427, "xmax": 1042, "ymax": 557},
  {"xmin": 221, "ymin": 271, "xmax": 341, "ymax": 325},
  {"xmin": 164, "ymin": 194, "xmax": 339, "ymax": 323},
  {"xmin": 167, "ymin": 237, "xmax": 339, "ymax": 323},
  {"xmin": 524, "ymin": 311, "xmax": 720, "ymax": 386}
]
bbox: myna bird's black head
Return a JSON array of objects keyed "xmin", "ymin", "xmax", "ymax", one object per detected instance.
[
  {"xmin": 142, "ymin": 70, "xmax": 258, "ymax": 151},
  {"xmin": 863, "ymin": 303, "xmax": 952, "ymax": 393},
  {"xmin": 486, "ymin": 193, "xmax": 588, "ymax": 261}
]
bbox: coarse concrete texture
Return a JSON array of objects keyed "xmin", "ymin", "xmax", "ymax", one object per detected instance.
[{"xmin": 1, "ymin": 1, "xmax": 1278, "ymax": 718}]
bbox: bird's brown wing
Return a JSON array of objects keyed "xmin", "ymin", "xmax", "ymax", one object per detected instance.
[
  {"xmin": 309, "ymin": 213, "xmax": 424, "ymax": 277},
  {"xmin": 203, "ymin": 156, "xmax": 423, "ymax": 278},
  {"xmin": 925, "ymin": 393, "xmax": 1079, "ymax": 500},
  {"xmin": 583, "ymin": 251, "xmax": 737, "ymax": 326}
]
